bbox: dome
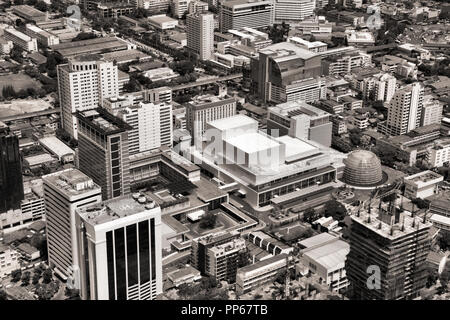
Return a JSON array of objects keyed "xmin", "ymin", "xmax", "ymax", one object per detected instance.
[{"xmin": 343, "ymin": 150, "xmax": 383, "ymax": 186}]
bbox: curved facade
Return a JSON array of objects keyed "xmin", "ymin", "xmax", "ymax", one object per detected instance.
[{"xmin": 343, "ymin": 150, "xmax": 383, "ymax": 186}]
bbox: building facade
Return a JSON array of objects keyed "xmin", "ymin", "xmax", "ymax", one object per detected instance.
[
  {"xmin": 219, "ymin": 0, "xmax": 274, "ymax": 32},
  {"xmin": 187, "ymin": 13, "xmax": 215, "ymax": 61}
]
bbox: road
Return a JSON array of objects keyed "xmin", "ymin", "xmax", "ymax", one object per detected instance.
[
  {"xmin": 0, "ymin": 108, "xmax": 61, "ymax": 122},
  {"xmin": 170, "ymin": 74, "xmax": 243, "ymax": 91}
]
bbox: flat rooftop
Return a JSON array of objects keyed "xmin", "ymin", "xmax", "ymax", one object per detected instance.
[
  {"xmin": 12, "ymin": 5, "xmax": 46, "ymax": 17},
  {"xmin": 303, "ymin": 239, "xmax": 349, "ymax": 270},
  {"xmin": 77, "ymin": 108, "xmax": 132, "ymax": 135},
  {"xmin": 260, "ymin": 41, "xmax": 317, "ymax": 61},
  {"xmin": 226, "ymin": 132, "xmax": 279, "ymax": 153},
  {"xmin": 78, "ymin": 195, "xmax": 159, "ymax": 226},
  {"xmin": 43, "ymin": 168, "xmax": 101, "ymax": 197},
  {"xmin": 404, "ymin": 170, "xmax": 444, "ymax": 185},
  {"xmin": 275, "ymin": 135, "xmax": 318, "ymax": 161},
  {"xmin": 148, "ymin": 14, "xmax": 178, "ymax": 24},
  {"xmin": 208, "ymin": 114, "xmax": 257, "ymax": 131},
  {"xmin": 270, "ymin": 101, "xmax": 330, "ymax": 119}
]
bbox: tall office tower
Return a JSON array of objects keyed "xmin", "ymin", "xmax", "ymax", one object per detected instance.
[
  {"xmin": 185, "ymin": 94, "xmax": 237, "ymax": 143},
  {"xmin": 191, "ymin": 231, "xmax": 243, "ymax": 281},
  {"xmin": 219, "ymin": 0, "xmax": 274, "ymax": 32},
  {"xmin": 380, "ymin": 83, "xmax": 424, "ymax": 136},
  {"xmin": 43, "ymin": 169, "xmax": 102, "ymax": 286},
  {"xmin": 57, "ymin": 55, "xmax": 119, "ymax": 139},
  {"xmin": 186, "ymin": 13, "xmax": 214, "ymax": 61},
  {"xmin": 77, "ymin": 108, "xmax": 132, "ymax": 200},
  {"xmin": 346, "ymin": 206, "xmax": 431, "ymax": 300},
  {"xmin": 171, "ymin": 0, "xmax": 189, "ymax": 18},
  {"xmin": 251, "ymin": 42, "xmax": 324, "ymax": 104},
  {"xmin": 75, "ymin": 195, "xmax": 162, "ymax": 300},
  {"xmin": 0, "ymin": 123, "xmax": 24, "ymax": 213},
  {"xmin": 143, "ymin": 86, "xmax": 172, "ymax": 104},
  {"xmin": 274, "ymin": 0, "xmax": 316, "ymax": 23},
  {"xmin": 116, "ymin": 101, "xmax": 173, "ymax": 154}
]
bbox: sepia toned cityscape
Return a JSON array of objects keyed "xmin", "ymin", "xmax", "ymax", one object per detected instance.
[{"xmin": 0, "ymin": 0, "xmax": 449, "ymax": 304}]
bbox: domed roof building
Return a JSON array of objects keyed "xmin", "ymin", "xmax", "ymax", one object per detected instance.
[{"xmin": 343, "ymin": 150, "xmax": 383, "ymax": 187}]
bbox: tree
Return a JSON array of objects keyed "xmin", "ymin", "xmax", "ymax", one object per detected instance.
[
  {"xmin": 65, "ymin": 288, "xmax": 80, "ymax": 300},
  {"xmin": 35, "ymin": 0, "xmax": 47, "ymax": 11},
  {"xmin": 411, "ymin": 198, "xmax": 430, "ymax": 210},
  {"xmin": 426, "ymin": 268, "xmax": 438, "ymax": 288},
  {"xmin": 11, "ymin": 269, "xmax": 22, "ymax": 282},
  {"xmin": 71, "ymin": 32, "xmax": 97, "ymax": 42},
  {"xmin": 438, "ymin": 231, "xmax": 450, "ymax": 251},
  {"xmin": 324, "ymin": 200, "xmax": 347, "ymax": 221},
  {"xmin": 0, "ymin": 289, "xmax": 7, "ymax": 300},
  {"xmin": 42, "ymin": 268, "xmax": 53, "ymax": 284},
  {"xmin": 199, "ymin": 212, "xmax": 217, "ymax": 229},
  {"xmin": 32, "ymin": 273, "xmax": 40, "ymax": 285},
  {"xmin": 21, "ymin": 271, "xmax": 31, "ymax": 286},
  {"xmin": 10, "ymin": 45, "xmax": 24, "ymax": 63},
  {"xmin": 303, "ymin": 207, "xmax": 316, "ymax": 223},
  {"xmin": 2, "ymin": 85, "xmax": 16, "ymax": 99}
]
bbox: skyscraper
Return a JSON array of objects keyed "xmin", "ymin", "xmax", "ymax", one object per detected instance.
[
  {"xmin": 75, "ymin": 195, "xmax": 162, "ymax": 300},
  {"xmin": 77, "ymin": 108, "xmax": 132, "ymax": 200},
  {"xmin": 379, "ymin": 82, "xmax": 424, "ymax": 136},
  {"xmin": 43, "ymin": 169, "xmax": 102, "ymax": 285},
  {"xmin": 0, "ymin": 122, "xmax": 24, "ymax": 213},
  {"xmin": 57, "ymin": 55, "xmax": 119, "ymax": 139},
  {"xmin": 186, "ymin": 13, "xmax": 214, "ymax": 61},
  {"xmin": 346, "ymin": 205, "xmax": 431, "ymax": 300}
]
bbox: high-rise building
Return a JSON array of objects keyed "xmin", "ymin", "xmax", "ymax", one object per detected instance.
[
  {"xmin": 75, "ymin": 195, "xmax": 162, "ymax": 300},
  {"xmin": 43, "ymin": 169, "xmax": 102, "ymax": 285},
  {"xmin": 188, "ymin": 0, "xmax": 209, "ymax": 14},
  {"xmin": 77, "ymin": 108, "xmax": 132, "ymax": 200},
  {"xmin": 143, "ymin": 86, "xmax": 172, "ymax": 104},
  {"xmin": 346, "ymin": 205, "xmax": 431, "ymax": 300},
  {"xmin": 219, "ymin": 0, "xmax": 274, "ymax": 32},
  {"xmin": 379, "ymin": 83, "xmax": 424, "ymax": 136},
  {"xmin": 273, "ymin": 0, "xmax": 315, "ymax": 23},
  {"xmin": 113, "ymin": 100, "xmax": 173, "ymax": 154},
  {"xmin": 0, "ymin": 123, "xmax": 24, "ymax": 213},
  {"xmin": 251, "ymin": 42, "xmax": 325, "ymax": 103},
  {"xmin": 57, "ymin": 55, "xmax": 119, "ymax": 139},
  {"xmin": 420, "ymin": 95, "xmax": 443, "ymax": 127},
  {"xmin": 187, "ymin": 13, "xmax": 214, "ymax": 61},
  {"xmin": 350, "ymin": 72, "xmax": 397, "ymax": 103},
  {"xmin": 185, "ymin": 94, "xmax": 237, "ymax": 143},
  {"xmin": 171, "ymin": 0, "xmax": 189, "ymax": 18}
]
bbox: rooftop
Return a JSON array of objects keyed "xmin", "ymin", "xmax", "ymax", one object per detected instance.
[
  {"xmin": 298, "ymin": 232, "xmax": 337, "ymax": 249},
  {"xmin": 269, "ymin": 101, "xmax": 330, "ymax": 119},
  {"xmin": 226, "ymin": 132, "xmax": 280, "ymax": 153},
  {"xmin": 43, "ymin": 168, "xmax": 100, "ymax": 197},
  {"xmin": 207, "ymin": 114, "xmax": 257, "ymax": 132},
  {"xmin": 238, "ymin": 253, "xmax": 288, "ymax": 274},
  {"xmin": 77, "ymin": 107, "xmax": 132, "ymax": 135},
  {"xmin": 404, "ymin": 170, "xmax": 444, "ymax": 185},
  {"xmin": 78, "ymin": 195, "xmax": 160, "ymax": 226},
  {"xmin": 39, "ymin": 136, "xmax": 74, "ymax": 158},
  {"xmin": 12, "ymin": 5, "xmax": 46, "ymax": 17},
  {"xmin": 260, "ymin": 41, "xmax": 318, "ymax": 61},
  {"xmin": 303, "ymin": 239, "xmax": 349, "ymax": 270}
]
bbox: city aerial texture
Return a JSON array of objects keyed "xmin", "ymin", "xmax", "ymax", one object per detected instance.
[{"xmin": 0, "ymin": 0, "xmax": 449, "ymax": 303}]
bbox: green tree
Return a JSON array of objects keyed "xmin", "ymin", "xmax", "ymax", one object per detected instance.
[
  {"xmin": 0, "ymin": 289, "xmax": 7, "ymax": 300},
  {"xmin": 11, "ymin": 269, "xmax": 22, "ymax": 282},
  {"xmin": 21, "ymin": 271, "xmax": 31, "ymax": 286},
  {"xmin": 199, "ymin": 212, "xmax": 217, "ymax": 229},
  {"xmin": 2, "ymin": 85, "xmax": 16, "ymax": 99},
  {"xmin": 42, "ymin": 268, "xmax": 53, "ymax": 284},
  {"xmin": 303, "ymin": 207, "xmax": 316, "ymax": 223},
  {"xmin": 324, "ymin": 200, "xmax": 347, "ymax": 221}
]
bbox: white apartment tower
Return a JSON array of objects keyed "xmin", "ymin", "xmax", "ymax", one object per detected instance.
[
  {"xmin": 75, "ymin": 195, "xmax": 163, "ymax": 300},
  {"xmin": 57, "ymin": 55, "xmax": 119, "ymax": 139},
  {"xmin": 171, "ymin": 0, "xmax": 189, "ymax": 18},
  {"xmin": 383, "ymin": 83, "xmax": 424, "ymax": 136},
  {"xmin": 43, "ymin": 169, "xmax": 102, "ymax": 287},
  {"xmin": 118, "ymin": 101, "xmax": 173, "ymax": 154},
  {"xmin": 274, "ymin": 0, "xmax": 316, "ymax": 23},
  {"xmin": 186, "ymin": 13, "xmax": 214, "ymax": 61}
]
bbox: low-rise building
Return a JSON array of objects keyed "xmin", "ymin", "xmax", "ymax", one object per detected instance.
[
  {"xmin": 25, "ymin": 24, "xmax": 59, "ymax": 47},
  {"xmin": 39, "ymin": 136, "xmax": 75, "ymax": 163},
  {"xmin": 298, "ymin": 233, "xmax": 350, "ymax": 293},
  {"xmin": 288, "ymin": 36, "xmax": 327, "ymax": 53},
  {"xmin": 167, "ymin": 265, "xmax": 202, "ymax": 287},
  {"xmin": 403, "ymin": 171, "xmax": 443, "ymax": 200},
  {"xmin": 148, "ymin": 14, "xmax": 179, "ymax": 30},
  {"xmin": 235, "ymin": 253, "xmax": 288, "ymax": 294},
  {"xmin": 0, "ymin": 245, "xmax": 20, "ymax": 278},
  {"xmin": 3, "ymin": 27, "xmax": 38, "ymax": 52}
]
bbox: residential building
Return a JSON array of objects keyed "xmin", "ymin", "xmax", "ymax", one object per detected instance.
[
  {"xmin": 403, "ymin": 171, "xmax": 443, "ymax": 200},
  {"xmin": 185, "ymin": 94, "xmax": 237, "ymax": 142},
  {"xmin": 0, "ymin": 245, "xmax": 20, "ymax": 278},
  {"xmin": 43, "ymin": 169, "xmax": 102, "ymax": 285},
  {"xmin": 346, "ymin": 206, "xmax": 432, "ymax": 300},
  {"xmin": 267, "ymin": 101, "xmax": 332, "ymax": 147},
  {"xmin": 75, "ymin": 195, "xmax": 162, "ymax": 300},
  {"xmin": 77, "ymin": 108, "xmax": 132, "ymax": 200},
  {"xmin": 57, "ymin": 55, "xmax": 119, "ymax": 139},
  {"xmin": 187, "ymin": 13, "xmax": 215, "ymax": 61},
  {"xmin": 3, "ymin": 27, "xmax": 38, "ymax": 52},
  {"xmin": 136, "ymin": 0, "xmax": 170, "ymax": 12},
  {"xmin": 188, "ymin": 0, "xmax": 209, "ymax": 14},
  {"xmin": 420, "ymin": 95, "xmax": 443, "ymax": 127},
  {"xmin": 345, "ymin": 30, "xmax": 375, "ymax": 47},
  {"xmin": 251, "ymin": 42, "xmax": 325, "ymax": 104},
  {"xmin": 273, "ymin": 0, "xmax": 315, "ymax": 23},
  {"xmin": 0, "ymin": 38, "xmax": 13, "ymax": 54},
  {"xmin": 378, "ymin": 83, "xmax": 424, "ymax": 136},
  {"xmin": 171, "ymin": 0, "xmax": 189, "ymax": 18},
  {"xmin": 219, "ymin": 0, "xmax": 274, "ymax": 32},
  {"xmin": 143, "ymin": 87, "xmax": 173, "ymax": 104},
  {"xmin": 427, "ymin": 139, "xmax": 450, "ymax": 168},
  {"xmin": 207, "ymin": 237, "xmax": 246, "ymax": 283},
  {"xmin": 0, "ymin": 124, "xmax": 24, "ymax": 213},
  {"xmin": 350, "ymin": 72, "xmax": 397, "ymax": 103},
  {"xmin": 322, "ymin": 51, "xmax": 372, "ymax": 76}
]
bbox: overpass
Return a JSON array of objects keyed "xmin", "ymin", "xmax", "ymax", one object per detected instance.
[
  {"xmin": 0, "ymin": 108, "xmax": 61, "ymax": 122},
  {"xmin": 170, "ymin": 74, "xmax": 243, "ymax": 93}
]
